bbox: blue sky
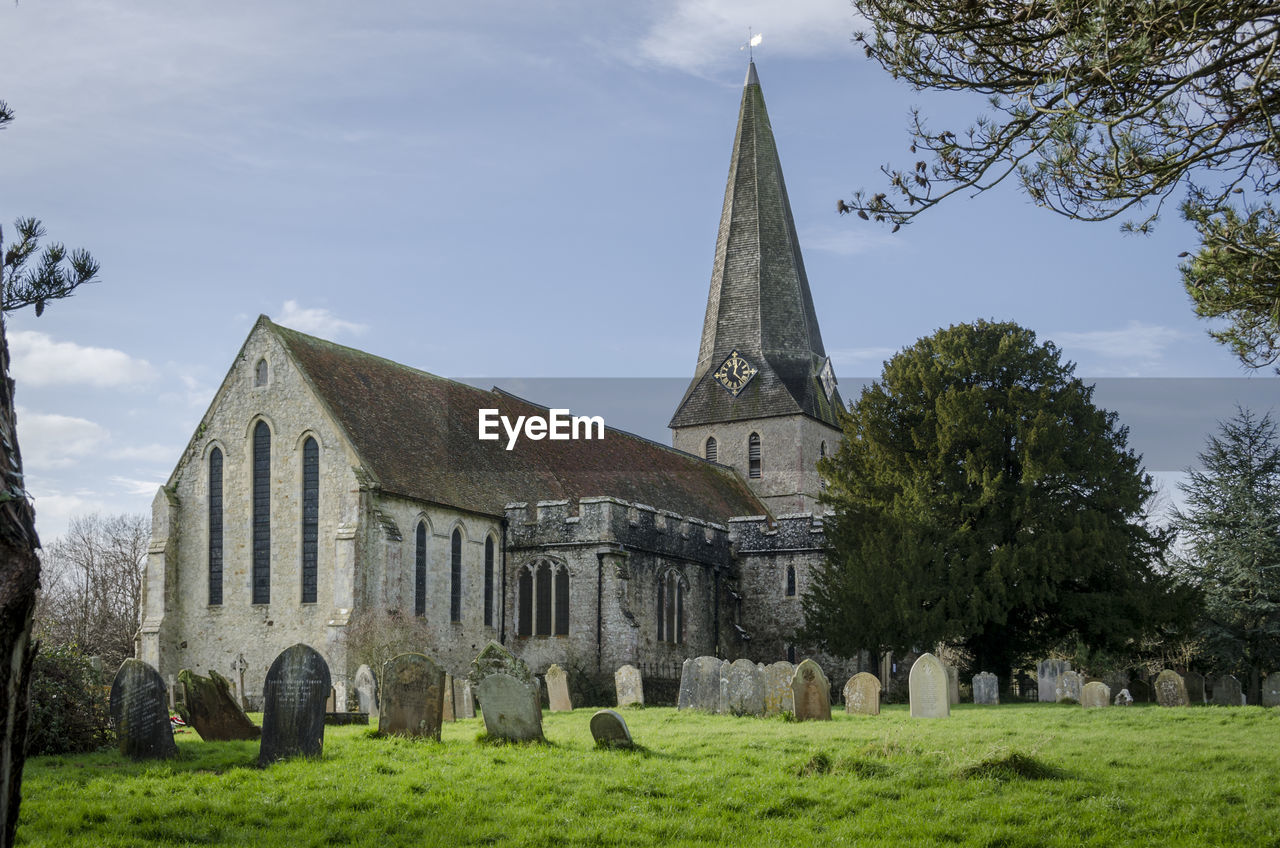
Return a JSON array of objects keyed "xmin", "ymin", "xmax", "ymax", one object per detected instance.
[{"xmin": 1, "ymin": 0, "xmax": 1274, "ymax": 541}]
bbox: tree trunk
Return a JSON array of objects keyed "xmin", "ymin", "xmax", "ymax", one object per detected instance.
[{"xmin": 0, "ymin": 314, "xmax": 42, "ymax": 848}]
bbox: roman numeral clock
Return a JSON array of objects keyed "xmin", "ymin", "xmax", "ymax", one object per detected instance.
[{"xmin": 713, "ymin": 349, "xmax": 758, "ymax": 396}]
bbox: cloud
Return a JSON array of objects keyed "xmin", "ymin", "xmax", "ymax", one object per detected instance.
[
  {"xmin": 17, "ymin": 408, "xmax": 109, "ymax": 469},
  {"xmin": 9, "ymin": 331, "xmax": 156, "ymax": 388},
  {"xmin": 108, "ymin": 443, "xmax": 180, "ymax": 464},
  {"xmin": 110, "ymin": 476, "xmax": 166, "ymax": 497},
  {"xmin": 637, "ymin": 0, "xmax": 861, "ymax": 75},
  {"xmin": 829, "ymin": 346, "xmax": 898, "ymax": 371},
  {"xmin": 1049, "ymin": 322, "xmax": 1188, "ymax": 376},
  {"xmin": 801, "ymin": 225, "xmax": 901, "ymax": 257},
  {"xmin": 278, "ymin": 300, "xmax": 368, "ymax": 338}
]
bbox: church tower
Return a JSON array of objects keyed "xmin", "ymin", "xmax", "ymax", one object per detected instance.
[{"xmin": 670, "ymin": 62, "xmax": 843, "ymax": 515}]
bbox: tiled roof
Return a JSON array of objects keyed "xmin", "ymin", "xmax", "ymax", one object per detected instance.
[{"xmin": 270, "ymin": 320, "xmax": 767, "ymax": 524}]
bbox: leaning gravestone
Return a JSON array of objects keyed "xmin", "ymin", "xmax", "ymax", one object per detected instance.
[
  {"xmin": 1037, "ymin": 659, "xmax": 1071, "ymax": 703},
  {"xmin": 1212, "ymin": 675, "xmax": 1243, "ymax": 706},
  {"xmin": 1081, "ymin": 681, "xmax": 1111, "ymax": 708},
  {"xmin": 972, "ymin": 672, "xmax": 999, "ymax": 706},
  {"xmin": 178, "ymin": 668, "xmax": 260, "ymax": 741},
  {"xmin": 477, "ymin": 672, "xmax": 544, "ymax": 742},
  {"xmin": 354, "ymin": 664, "xmax": 378, "ymax": 717},
  {"xmin": 259, "ymin": 643, "xmax": 331, "ymax": 766},
  {"xmin": 110, "ymin": 659, "xmax": 178, "ymax": 760},
  {"xmin": 677, "ymin": 656, "xmax": 726, "ymax": 713},
  {"xmin": 1155, "ymin": 669, "xmax": 1189, "ymax": 707},
  {"xmin": 1262, "ymin": 672, "xmax": 1280, "ymax": 708},
  {"xmin": 791, "ymin": 659, "xmax": 832, "ymax": 721},
  {"xmin": 590, "ymin": 709, "xmax": 634, "ymax": 748},
  {"xmin": 844, "ymin": 672, "xmax": 881, "ymax": 716},
  {"xmin": 1184, "ymin": 671, "xmax": 1207, "ymax": 704},
  {"xmin": 379, "ymin": 653, "xmax": 446, "ymax": 739},
  {"xmin": 1056, "ymin": 670, "xmax": 1084, "ymax": 703},
  {"xmin": 909, "ymin": 653, "xmax": 950, "ymax": 718},
  {"xmin": 615, "ymin": 664, "xmax": 644, "ymax": 707},
  {"xmin": 546, "ymin": 664, "xmax": 573, "ymax": 712},
  {"xmin": 725, "ymin": 659, "xmax": 766, "ymax": 717},
  {"xmin": 762, "ymin": 661, "xmax": 795, "ymax": 716},
  {"xmin": 944, "ymin": 664, "xmax": 960, "ymax": 705}
]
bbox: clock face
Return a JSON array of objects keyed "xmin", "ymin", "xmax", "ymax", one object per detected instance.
[
  {"xmin": 819, "ymin": 357, "xmax": 837, "ymax": 400},
  {"xmin": 713, "ymin": 349, "xmax": 758, "ymax": 396}
]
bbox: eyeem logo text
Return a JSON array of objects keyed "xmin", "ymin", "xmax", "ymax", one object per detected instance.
[{"xmin": 478, "ymin": 409, "xmax": 605, "ymax": 450}]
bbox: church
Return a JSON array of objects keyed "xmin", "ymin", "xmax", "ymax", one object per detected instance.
[{"xmin": 140, "ymin": 63, "xmax": 854, "ymax": 706}]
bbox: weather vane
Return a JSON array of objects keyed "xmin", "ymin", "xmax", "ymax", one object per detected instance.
[{"xmin": 741, "ymin": 28, "xmax": 763, "ymax": 60}]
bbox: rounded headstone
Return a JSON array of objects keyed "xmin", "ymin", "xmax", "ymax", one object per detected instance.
[
  {"xmin": 725, "ymin": 659, "xmax": 766, "ymax": 717},
  {"xmin": 972, "ymin": 671, "xmax": 999, "ymax": 706},
  {"xmin": 909, "ymin": 653, "xmax": 950, "ymax": 718},
  {"xmin": 110, "ymin": 659, "xmax": 178, "ymax": 760},
  {"xmin": 545, "ymin": 664, "xmax": 573, "ymax": 712},
  {"xmin": 843, "ymin": 672, "xmax": 881, "ymax": 716},
  {"xmin": 762, "ymin": 661, "xmax": 795, "ymax": 716},
  {"xmin": 379, "ymin": 653, "xmax": 446, "ymax": 739},
  {"xmin": 589, "ymin": 709, "xmax": 634, "ymax": 748},
  {"xmin": 790, "ymin": 659, "xmax": 831, "ymax": 721},
  {"xmin": 1154, "ymin": 669, "xmax": 1189, "ymax": 707},
  {"xmin": 259, "ymin": 643, "xmax": 331, "ymax": 766},
  {"xmin": 1262, "ymin": 672, "xmax": 1280, "ymax": 708},
  {"xmin": 477, "ymin": 672, "xmax": 544, "ymax": 742},
  {"xmin": 1081, "ymin": 681, "xmax": 1111, "ymax": 708}
]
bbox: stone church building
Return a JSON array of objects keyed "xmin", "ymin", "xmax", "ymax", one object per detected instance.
[{"xmin": 141, "ymin": 63, "xmax": 853, "ymax": 705}]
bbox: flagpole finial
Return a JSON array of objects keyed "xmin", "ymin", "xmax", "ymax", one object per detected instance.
[{"xmin": 740, "ymin": 28, "xmax": 762, "ymax": 61}]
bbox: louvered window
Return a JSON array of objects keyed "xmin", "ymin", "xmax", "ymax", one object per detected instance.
[
  {"xmin": 484, "ymin": 537, "xmax": 495, "ymax": 627},
  {"xmin": 748, "ymin": 433, "xmax": 762, "ymax": 478},
  {"xmin": 415, "ymin": 522, "xmax": 427, "ymax": 617},
  {"xmin": 301, "ymin": 438, "xmax": 319, "ymax": 603},
  {"xmin": 208, "ymin": 448, "xmax": 223, "ymax": 606},
  {"xmin": 705, "ymin": 436, "xmax": 717, "ymax": 462},
  {"xmin": 450, "ymin": 529, "xmax": 462, "ymax": 622},
  {"xmin": 252, "ymin": 421, "xmax": 271, "ymax": 604}
]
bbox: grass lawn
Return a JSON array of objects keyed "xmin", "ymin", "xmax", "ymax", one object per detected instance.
[{"xmin": 15, "ymin": 702, "xmax": 1280, "ymax": 847}]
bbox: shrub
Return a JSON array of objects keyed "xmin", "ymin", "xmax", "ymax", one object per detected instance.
[{"xmin": 26, "ymin": 643, "xmax": 114, "ymax": 755}]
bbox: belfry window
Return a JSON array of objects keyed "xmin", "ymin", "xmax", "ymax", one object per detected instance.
[
  {"xmin": 656, "ymin": 570, "xmax": 686, "ymax": 644},
  {"xmin": 450, "ymin": 529, "xmax": 462, "ymax": 623},
  {"xmin": 415, "ymin": 522, "xmax": 427, "ymax": 617},
  {"xmin": 748, "ymin": 433, "xmax": 762, "ymax": 478},
  {"xmin": 785, "ymin": 564, "xmax": 796, "ymax": 597},
  {"xmin": 252, "ymin": 420, "xmax": 271, "ymax": 604},
  {"xmin": 254, "ymin": 358, "xmax": 268, "ymax": 387},
  {"xmin": 484, "ymin": 536, "xmax": 495, "ymax": 627},
  {"xmin": 705, "ymin": 436, "xmax": 717, "ymax": 463},
  {"xmin": 208, "ymin": 447, "xmax": 223, "ymax": 606},
  {"xmin": 517, "ymin": 559, "xmax": 569, "ymax": 637},
  {"xmin": 301, "ymin": 437, "xmax": 319, "ymax": 604}
]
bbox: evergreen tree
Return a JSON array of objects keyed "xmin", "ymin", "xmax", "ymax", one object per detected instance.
[
  {"xmin": 803, "ymin": 320, "xmax": 1184, "ymax": 674},
  {"xmin": 1174, "ymin": 408, "xmax": 1280, "ymax": 704}
]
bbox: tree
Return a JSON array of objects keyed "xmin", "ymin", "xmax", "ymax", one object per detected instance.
[
  {"xmin": 837, "ymin": 0, "xmax": 1280, "ymax": 369},
  {"xmin": 0, "ymin": 99, "xmax": 101, "ymax": 848},
  {"xmin": 1173, "ymin": 407, "xmax": 1280, "ymax": 704},
  {"xmin": 802, "ymin": 320, "xmax": 1185, "ymax": 674}
]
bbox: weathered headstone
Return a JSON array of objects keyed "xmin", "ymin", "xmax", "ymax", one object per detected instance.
[
  {"xmin": 378, "ymin": 653, "xmax": 446, "ymax": 739},
  {"xmin": 178, "ymin": 668, "xmax": 260, "ymax": 741},
  {"xmin": 909, "ymin": 653, "xmax": 950, "ymax": 718},
  {"xmin": 1184, "ymin": 671, "xmax": 1207, "ymax": 704},
  {"xmin": 110, "ymin": 659, "xmax": 178, "ymax": 760},
  {"xmin": 459, "ymin": 681, "xmax": 476, "ymax": 718},
  {"xmin": 354, "ymin": 664, "xmax": 377, "ymax": 717},
  {"xmin": 1081, "ymin": 681, "xmax": 1111, "ymax": 708},
  {"xmin": 589, "ymin": 709, "xmax": 634, "ymax": 748},
  {"xmin": 972, "ymin": 672, "xmax": 999, "ymax": 706},
  {"xmin": 1037, "ymin": 659, "xmax": 1071, "ymax": 703},
  {"xmin": 546, "ymin": 664, "xmax": 573, "ymax": 712},
  {"xmin": 1056, "ymin": 670, "xmax": 1084, "ymax": 703},
  {"xmin": 1211, "ymin": 674, "xmax": 1243, "ymax": 706},
  {"xmin": 469, "ymin": 640, "xmax": 534, "ymax": 688},
  {"xmin": 762, "ymin": 661, "xmax": 795, "ymax": 716},
  {"xmin": 1262, "ymin": 672, "xmax": 1280, "ymax": 708},
  {"xmin": 677, "ymin": 656, "xmax": 726, "ymax": 713},
  {"xmin": 790, "ymin": 659, "xmax": 831, "ymax": 721},
  {"xmin": 843, "ymin": 672, "xmax": 881, "ymax": 716},
  {"xmin": 944, "ymin": 663, "xmax": 960, "ymax": 705},
  {"xmin": 442, "ymin": 674, "xmax": 455, "ymax": 722},
  {"xmin": 477, "ymin": 672, "xmax": 544, "ymax": 742},
  {"xmin": 1155, "ymin": 669, "xmax": 1189, "ymax": 707},
  {"xmin": 259, "ymin": 643, "xmax": 331, "ymax": 766},
  {"xmin": 725, "ymin": 659, "xmax": 765, "ymax": 717},
  {"xmin": 615, "ymin": 664, "xmax": 644, "ymax": 707},
  {"xmin": 1114, "ymin": 688, "xmax": 1134, "ymax": 706}
]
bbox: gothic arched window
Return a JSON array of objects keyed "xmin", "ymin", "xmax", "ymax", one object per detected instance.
[
  {"xmin": 657, "ymin": 570, "xmax": 687, "ymax": 644},
  {"xmin": 415, "ymin": 522, "xmax": 427, "ymax": 617},
  {"xmin": 208, "ymin": 447, "xmax": 223, "ymax": 606},
  {"xmin": 484, "ymin": 536, "xmax": 495, "ymax": 627},
  {"xmin": 301, "ymin": 437, "xmax": 319, "ymax": 604},
  {"xmin": 252, "ymin": 420, "xmax": 271, "ymax": 604},
  {"xmin": 517, "ymin": 559, "xmax": 569, "ymax": 637},
  {"xmin": 748, "ymin": 432, "xmax": 762, "ymax": 479},
  {"xmin": 785, "ymin": 564, "xmax": 796, "ymax": 597},
  {"xmin": 450, "ymin": 528, "xmax": 463, "ymax": 622},
  {"xmin": 705, "ymin": 436, "xmax": 718, "ymax": 463}
]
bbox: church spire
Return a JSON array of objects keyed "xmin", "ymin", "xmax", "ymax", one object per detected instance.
[{"xmin": 670, "ymin": 62, "xmax": 840, "ymax": 429}]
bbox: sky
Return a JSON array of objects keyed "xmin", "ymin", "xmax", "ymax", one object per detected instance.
[{"xmin": 1, "ymin": 0, "xmax": 1275, "ymax": 542}]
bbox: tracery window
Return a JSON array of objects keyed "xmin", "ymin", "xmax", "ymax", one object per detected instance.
[
  {"xmin": 656, "ymin": 569, "xmax": 687, "ymax": 644},
  {"xmin": 252, "ymin": 420, "xmax": 271, "ymax": 604},
  {"xmin": 748, "ymin": 432, "xmax": 761, "ymax": 478},
  {"xmin": 208, "ymin": 447, "xmax": 223, "ymax": 606},
  {"xmin": 517, "ymin": 559, "xmax": 569, "ymax": 637},
  {"xmin": 301, "ymin": 437, "xmax": 319, "ymax": 604}
]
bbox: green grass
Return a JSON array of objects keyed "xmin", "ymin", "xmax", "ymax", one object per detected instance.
[{"xmin": 16, "ymin": 703, "xmax": 1280, "ymax": 847}]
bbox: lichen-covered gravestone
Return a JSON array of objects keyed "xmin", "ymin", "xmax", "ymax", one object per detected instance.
[
  {"xmin": 477, "ymin": 672, "xmax": 544, "ymax": 742},
  {"xmin": 589, "ymin": 709, "xmax": 634, "ymax": 748},
  {"xmin": 354, "ymin": 664, "xmax": 377, "ymax": 717},
  {"xmin": 469, "ymin": 641, "xmax": 535, "ymax": 688},
  {"xmin": 1184, "ymin": 671, "xmax": 1207, "ymax": 705},
  {"xmin": 614, "ymin": 664, "xmax": 644, "ymax": 707},
  {"xmin": 379, "ymin": 653, "xmax": 446, "ymax": 739},
  {"xmin": 790, "ymin": 659, "xmax": 831, "ymax": 721},
  {"xmin": 1081, "ymin": 681, "xmax": 1111, "ymax": 708},
  {"xmin": 458, "ymin": 681, "xmax": 476, "ymax": 718},
  {"xmin": 110, "ymin": 659, "xmax": 178, "ymax": 760},
  {"xmin": 762, "ymin": 661, "xmax": 795, "ymax": 716},
  {"xmin": 1114, "ymin": 688, "xmax": 1134, "ymax": 706},
  {"xmin": 944, "ymin": 663, "xmax": 960, "ymax": 705},
  {"xmin": 178, "ymin": 668, "xmax": 260, "ymax": 741},
  {"xmin": 1056, "ymin": 670, "xmax": 1084, "ymax": 703},
  {"xmin": 546, "ymin": 664, "xmax": 573, "ymax": 712},
  {"xmin": 1262, "ymin": 672, "xmax": 1280, "ymax": 708},
  {"xmin": 1037, "ymin": 659, "xmax": 1071, "ymax": 703},
  {"xmin": 1212, "ymin": 675, "xmax": 1243, "ymax": 706},
  {"xmin": 972, "ymin": 672, "xmax": 999, "ymax": 706},
  {"xmin": 258, "ymin": 643, "xmax": 331, "ymax": 766},
  {"xmin": 677, "ymin": 656, "xmax": 726, "ymax": 713},
  {"xmin": 724, "ymin": 659, "xmax": 765, "ymax": 717},
  {"xmin": 1155, "ymin": 669, "xmax": 1189, "ymax": 707},
  {"xmin": 843, "ymin": 672, "xmax": 881, "ymax": 716},
  {"xmin": 909, "ymin": 653, "xmax": 950, "ymax": 718},
  {"xmin": 442, "ymin": 674, "xmax": 455, "ymax": 722}
]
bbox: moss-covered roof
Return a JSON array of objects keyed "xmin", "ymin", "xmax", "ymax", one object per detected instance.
[{"xmin": 270, "ymin": 320, "xmax": 767, "ymax": 524}]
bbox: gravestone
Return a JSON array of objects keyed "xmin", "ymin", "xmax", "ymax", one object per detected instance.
[
  {"xmin": 1155, "ymin": 669, "xmax": 1189, "ymax": 707},
  {"xmin": 1081, "ymin": 681, "xmax": 1111, "ymax": 708},
  {"xmin": 354, "ymin": 664, "xmax": 377, "ymax": 717},
  {"xmin": 615, "ymin": 664, "xmax": 644, "ymax": 707},
  {"xmin": 1211, "ymin": 675, "xmax": 1243, "ymax": 706},
  {"xmin": 909, "ymin": 653, "xmax": 950, "ymax": 718},
  {"xmin": 944, "ymin": 663, "xmax": 960, "ymax": 705},
  {"xmin": 725, "ymin": 659, "xmax": 766, "ymax": 717},
  {"xmin": 442, "ymin": 674, "xmax": 455, "ymax": 722},
  {"xmin": 1128, "ymin": 679, "xmax": 1151, "ymax": 702},
  {"xmin": 1056, "ymin": 670, "xmax": 1084, "ymax": 703},
  {"xmin": 762, "ymin": 661, "xmax": 795, "ymax": 716},
  {"xmin": 1114, "ymin": 688, "xmax": 1134, "ymax": 706},
  {"xmin": 972, "ymin": 672, "xmax": 999, "ymax": 706},
  {"xmin": 109, "ymin": 659, "xmax": 178, "ymax": 759},
  {"xmin": 477, "ymin": 672, "xmax": 544, "ymax": 742},
  {"xmin": 1037, "ymin": 659, "xmax": 1071, "ymax": 703},
  {"xmin": 589, "ymin": 709, "xmax": 634, "ymax": 748},
  {"xmin": 1262, "ymin": 672, "xmax": 1280, "ymax": 708},
  {"xmin": 459, "ymin": 681, "xmax": 476, "ymax": 718},
  {"xmin": 177, "ymin": 668, "xmax": 260, "ymax": 741},
  {"xmin": 677, "ymin": 656, "xmax": 726, "ymax": 713},
  {"xmin": 546, "ymin": 664, "xmax": 573, "ymax": 712},
  {"xmin": 790, "ymin": 659, "xmax": 831, "ymax": 721},
  {"xmin": 379, "ymin": 653, "xmax": 446, "ymax": 739},
  {"xmin": 469, "ymin": 641, "xmax": 534, "ymax": 688},
  {"xmin": 259, "ymin": 644, "xmax": 331, "ymax": 766},
  {"xmin": 843, "ymin": 672, "xmax": 881, "ymax": 716},
  {"xmin": 1184, "ymin": 671, "xmax": 1207, "ymax": 704}
]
